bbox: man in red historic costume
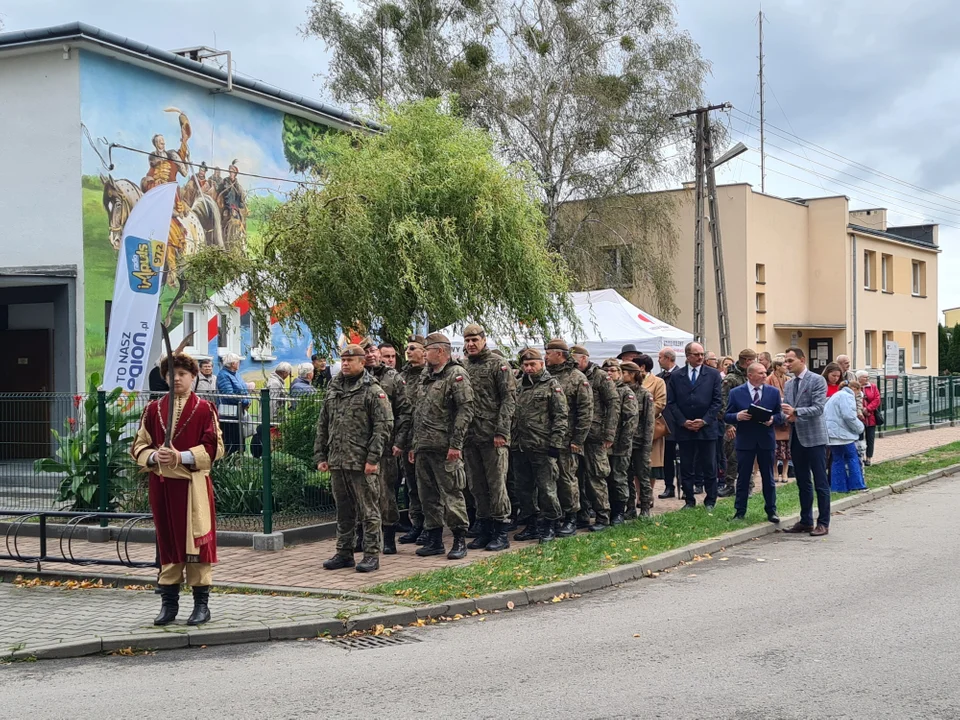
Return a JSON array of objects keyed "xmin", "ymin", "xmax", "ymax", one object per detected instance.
[{"xmin": 132, "ymin": 353, "xmax": 224, "ymax": 626}]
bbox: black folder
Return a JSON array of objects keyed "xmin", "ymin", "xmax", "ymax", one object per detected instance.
[{"xmin": 747, "ymin": 404, "xmax": 773, "ymax": 423}]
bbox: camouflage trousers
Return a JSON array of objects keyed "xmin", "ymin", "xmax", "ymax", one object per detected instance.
[
  {"xmin": 331, "ymin": 469, "xmax": 381, "ymax": 557},
  {"xmin": 512, "ymin": 450, "xmax": 561, "ymax": 522},
  {"xmin": 556, "ymin": 450, "xmax": 581, "ymax": 515},
  {"xmin": 629, "ymin": 445, "xmax": 653, "ymax": 511},
  {"xmin": 416, "ymin": 451, "xmax": 469, "ymax": 532},
  {"xmin": 378, "ymin": 453, "xmax": 400, "ymax": 526},
  {"xmin": 582, "ymin": 441, "xmax": 611, "ymax": 520},
  {"xmin": 403, "ymin": 456, "xmax": 422, "ymax": 527},
  {"xmin": 607, "ymin": 454, "xmax": 631, "ymax": 506},
  {"xmin": 464, "ymin": 443, "xmax": 511, "ymax": 523}
]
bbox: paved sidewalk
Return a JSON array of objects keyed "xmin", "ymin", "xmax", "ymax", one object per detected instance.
[
  {"xmin": 1, "ymin": 424, "xmax": 958, "ymax": 593},
  {"xmin": 0, "ymin": 581, "xmax": 396, "ymax": 660}
]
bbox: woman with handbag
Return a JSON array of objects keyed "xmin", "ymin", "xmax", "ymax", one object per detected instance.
[
  {"xmin": 857, "ymin": 370, "xmax": 882, "ymax": 466},
  {"xmin": 766, "ymin": 357, "xmax": 792, "ymax": 483},
  {"xmin": 635, "ymin": 354, "xmax": 668, "ymax": 494}
]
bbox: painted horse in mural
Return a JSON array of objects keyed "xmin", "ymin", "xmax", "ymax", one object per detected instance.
[{"xmin": 101, "ymin": 174, "xmax": 224, "ymax": 284}]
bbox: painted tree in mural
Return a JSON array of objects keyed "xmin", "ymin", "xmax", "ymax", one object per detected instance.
[
  {"xmin": 184, "ymin": 100, "xmax": 574, "ymax": 353},
  {"xmin": 303, "ymin": 0, "xmax": 709, "ymax": 320}
]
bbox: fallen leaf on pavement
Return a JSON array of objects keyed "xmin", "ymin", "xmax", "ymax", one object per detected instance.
[
  {"xmin": 633, "ymin": 634, "xmax": 641, "ymax": 638},
  {"xmin": 506, "ymin": 601, "xmax": 515, "ymax": 610}
]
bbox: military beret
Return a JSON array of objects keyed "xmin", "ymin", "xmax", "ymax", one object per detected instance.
[
  {"xmin": 738, "ymin": 348, "xmax": 758, "ymax": 361},
  {"xmin": 545, "ymin": 338, "xmax": 569, "ymax": 352},
  {"xmin": 407, "ymin": 334, "xmax": 426, "ymax": 347},
  {"xmin": 620, "ymin": 361, "xmax": 641, "ymax": 373},
  {"xmin": 424, "ymin": 332, "xmax": 451, "ymax": 347},
  {"xmin": 490, "ymin": 348, "xmax": 505, "ymax": 358},
  {"xmin": 360, "ymin": 337, "xmax": 376, "ymax": 350},
  {"xmin": 601, "ymin": 358, "xmax": 621, "ymax": 369},
  {"xmin": 519, "ymin": 347, "xmax": 542, "ymax": 361},
  {"xmin": 341, "ymin": 344, "xmax": 365, "ymax": 358},
  {"xmin": 570, "ymin": 345, "xmax": 589, "ymax": 357},
  {"xmin": 463, "ymin": 323, "xmax": 485, "ymax": 338}
]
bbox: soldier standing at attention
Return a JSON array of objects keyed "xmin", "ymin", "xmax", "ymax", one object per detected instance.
[
  {"xmin": 398, "ymin": 335, "xmax": 427, "ymax": 545},
  {"xmin": 362, "ymin": 340, "xmax": 412, "ymax": 555},
  {"xmin": 410, "ymin": 333, "xmax": 475, "ymax": 560},
  {"xmin": 512, "ymin": 348, "xmax": 568, "ymax": 542},
  {"xmin": 462, "ymin": 324, "xmax": 516, "ymax": 552},
  {"xmin": 571, "ymin": 346, "xmax": 620, "ymax": 532},
  {"xmin": 602, "ymin": 359, "xmax": 639, "ymax": 525},
  {"xmin": 543, "ymin": 339, "xmax": 593, "ymax": 537},
  {"xmin": 314, "ymin": 345, "xmax": 392, "ymax": 573},
  {"xmin": 621, "ymin": 361, "xmax": 656, "ymax": 518},
  {"xmin": 718, "ymin": 348, "xmax": 757, "ymax": 499}
]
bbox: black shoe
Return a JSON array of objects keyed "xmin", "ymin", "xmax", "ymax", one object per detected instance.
[
  {"xmin": 704, "ymin": 503, "xmax": 716, "ymax": 513},
  {"xmin": 153, "ymin": 584, "xmax": 180, "ymax": 626},
  {"xmin": 354, "ymin": 525, "xmax": 363, "ymax": 554},
  {"xmin": 505, "ymin": 513, "xmax": 523, "ymax": 532},
  {"xmin": 186, "ymin": 586, "xmax": 211, "ymax": 626},
  {"xmin": 767, "ymin": 513, "xmax": 781, "ymax": 524},
  {"xmin": 717, "ymin": 486, "xmax": 735, "ymax": 498},
  {"xmin": 732, "ymin": 512, "xmax": 746, "ymax": 521},
  {"xmin": 398, "ymin": 524, "xmax": 423, "ymax": 544},
  {"xmin": 416, "ymin": 528, "xmax": 446, "ymax": 557},
  {"xmin": 415, "ymin": 528, "xmax": 428, "ymax": 546},
  {"xmin": 538, "ymin": 518, "xmax": 556, "ymax": 543},
  {"xmin": 639, "ymin": 508, "xmax": 652, "ymax": 518},
  {"xmin": 323, "ymin": 553, "xmax": 356, "ymax": 570},
  {"xmin": 465, "ymin": 518, "xmax": 481, "ymax": 539},
  {"xmin": 514, "ymin": 519, "xmax": 540, "ymax": 542},
  {"xmin": 484, "ymin": 522, "xmax": 511, "ymax": 552},
  {"xmin": 610, "ymin": 502, "xmax": 625, "ymax": 526},
  {"xmin": 787, "ymin": 465, "xmax": 795, "ymax": 479},
  {"xmin": 683, "ymin": 500, "xmax": 696, "ymax": 509},
  {"xmin": 588, "ymin": 520, "xmax": 609, "ymax": 532},
  {"xmin": 356, "ymin": 554, "xmax": 380, "ymax": 573},
  {"xmin": 694, "ymin": 485, "xmax": 704, "ymax": 494},
  {"xmin": 624, "ymin": 509, "xmax": 638, "ymax": 521},
  {"xmin": 467, "ymin": 519, "xmax": 493, "ymax": 550},
  {"xmin": 658, "ymin": 489, "xmax": 676, "ymax": 499},
  {"xmin": 575, "ymin": 512, "xmax": 592, "ymax": 529},
  {"xmin": 447, "ymin": 530, "xmax": 468, "ymax": 560},
  {"xmin": 382, "ymin": 525, "xmax": 397, "ymax": 555},
  {"xmin": 556, "ymin": 515, "xmax": 577, "ymax": 537}
]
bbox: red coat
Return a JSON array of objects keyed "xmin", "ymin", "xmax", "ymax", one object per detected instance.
[{"xmin": 862, "ymin": 383, "xmax": 881, "ymax": 427}]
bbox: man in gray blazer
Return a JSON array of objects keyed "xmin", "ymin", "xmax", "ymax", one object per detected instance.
[{"xmin": 781, "ymin": 346, "xmax": 830, "ymax": 536}]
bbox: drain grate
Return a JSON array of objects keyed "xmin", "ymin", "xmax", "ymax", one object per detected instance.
[{"xmin": 327, "ymin": 634, "xmax": 422, "ymax": 651}]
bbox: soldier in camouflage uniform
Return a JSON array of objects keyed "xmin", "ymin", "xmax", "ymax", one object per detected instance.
[
  {"xmin": 622, "ymin": 361, "xmax": 656, "ymax": 518},
  {"xmin": 361, "ymin": 340, "xmax": 413, "ymax": 554},
  {"xmin": 462, "ymin": 324, "xmax": 516, "ymax": 552},
  {"xmin": 572, "ymin": 346, "xmax": 620, "ymax": 531},
  {"xmin": 411, "ymin": 333, "xmax": 475, "ymax": 560},
  {"xmin": 543, "ymin": 339, "xmax": 593, "ymax": 538},
  {"xmin": 718, "ymin": 348, "xmax": 757, "ymax": 498},
  {"xmin": 314, "ymin": 344, "xmax": 393, "ymax": 573},
  {"xmin": 512, "ymin": 348, "xmax": 568, "ymax": 542},
  {"xmin": 601, "ymin": 359, "xmax": 639, "ymax": 525},
  {"xmin": 398, "ymin": 335, "xmax": 427, "ymax": 545}
]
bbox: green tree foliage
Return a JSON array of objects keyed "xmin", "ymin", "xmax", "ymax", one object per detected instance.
[
  {"xmin": 939, "ymin": 323, "xmax": 951, "ymax": 373},
  {"xmin": 185, "ymin": 100, "xmax": 574, "ymax": 355},
  {"xmin": 303, "ymin": 0, "xmax": 709, "ymax": 321},
  {"xmin": 282, "ymin": 114, "xmax": 337, "ymax": 173},
  {"xmin": 949, "ymin": 324, "xmax": 960, "ymax": 376}
]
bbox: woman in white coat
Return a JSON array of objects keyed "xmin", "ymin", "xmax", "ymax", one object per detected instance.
[{"xmin": 825, "ymin": 381, "xmax": 866, "ymax": 493}]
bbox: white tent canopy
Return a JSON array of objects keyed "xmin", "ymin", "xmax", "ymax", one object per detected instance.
[{"xmin": 439, "ymin": 289, "xmax": 693, "ymax": 365}]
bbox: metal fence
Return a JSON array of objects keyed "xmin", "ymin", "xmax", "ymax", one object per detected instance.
[
  {"xmin": 0, "ymin": 389, "xmax": 336, "ymax": 533},
  {"xmin": 875, "ymin": 376, "xmax": 960, "ymax": 433}
]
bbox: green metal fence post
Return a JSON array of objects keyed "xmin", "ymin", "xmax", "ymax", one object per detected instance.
[
  {"xmin": 902, "ymin": 376, "xmax": 910, "ymax": 432},
  {"xmin": 929, "ymin": 376, "xmax": 935, "ymax": 429},
  {"xmin": 260, "ymin": 388, "xmax": 273, "ymax": 535},
  {"xmin": 892, "ymin": 378, "xmax": 898, "ymax": 429},
  {"xmin": 97, "ymin": 390, "xmax": 108, "ymax": 527},
  {"xmin": 949, "ymin": 377, "xmax": 955, "ymax": 425}
]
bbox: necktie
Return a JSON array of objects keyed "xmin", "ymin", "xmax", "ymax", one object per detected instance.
[
  {"xmin": 753, "ymin": 386, "xmax": 760, "ymax": 404},
  {"xmin": 691, "ymin": 367, "xmax": 698, "ymax": 384}
]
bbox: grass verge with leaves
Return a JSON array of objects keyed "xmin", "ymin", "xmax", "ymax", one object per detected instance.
[{"xmin": 366, "ymin": 442, "xmax": 960, "ymax": 604}]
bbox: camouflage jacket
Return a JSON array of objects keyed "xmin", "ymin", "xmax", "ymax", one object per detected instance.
[
  {"xmin": 313, "ymin": 371, "xmax": 393, "ymax": 471},
  {"xmin": 464, "ymin": 349, "xmax": 517, "ymax": 443},
  {"xmin": 721, "ymin": 363, "xmax": 749, "ymax": 425},
  {"xmin": 399, "ymin": 363, "xmax": 425, "ymax": 410},
  {"xmin": 412, "ymin": 360, "xmax": 475, "ymax": 453},
  {"xmin": 370, "ymin": 364, "xmax": 413, "ymax": 452},
  {"xmin": 546, "ymin": 360, "xmax": 593, "ymax": 448},
  {"xmin": 611, "ymin": 380, "xmax": 640, "ymax": 456},
  {"xmin": 583, "ymin": 362, "xmax": 620, "ymax": 444},
  {"xmin": 512, "ymin": 369, "xmax": 568, "ymax": 452},
  {"xmin": 628, "ymin": 382, "xmax": 656, "ymax": 454}
]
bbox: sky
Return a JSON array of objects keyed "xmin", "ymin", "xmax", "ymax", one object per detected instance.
[{"xmin": 3, "ymin": 0, "xmax": 959, "ymax": 316}]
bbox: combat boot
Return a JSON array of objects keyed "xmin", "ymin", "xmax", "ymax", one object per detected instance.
[
  {"xmin": 415, "ymin": 528, "xmax": 445, "ymax": 557},
  {"xmin": 484, "ymin": 522, "xmax": 511, "ymax": 552},
  {"xmin": 589, "ymin": 516, "xmax": 610, "ymax": 532},
  {"xmin": 382, "ymin": 525, "xmax": 397, "ymax": 555},
  {"xmin": 467, "ymin": 519, "xmax": 493, "ymax": 550},
  {"xmin": 538, "ymin": 518, "xmax": 556, "ymax": 543},
  {"xmin": 153, "ymin": 584, "xmax": 180, "ymax": 626},
  {"xmin": 447, "ymin": 529, "xmax": 468, "ymax": 560},
  {"xmin": 611, "ymin": 502, "xmax": 625, "ymax": 526},
  {"xmin": 639, "ymin": 507, "xmax": 652, "ymax": 518},
  {"xmin": 354, "ymin": 525, "xmax": 364, "ymax": 553},
  {"xmin": 398, "ymin": 523, "xmax": 423, "ymax": 544},
  {"xmin": 624, "ymin": 508, "xmax": 638, "ymax": 521},
  {"xmin": 505, "ymin": 509, "xmax": 523, "ymax": 531},
  {"xmin": 186, "ymin": 586, "xmax": 211, "ymax": 626},
  {"xmin": 575, "ymin": 511, "xmax": 592, "ymax": 529},
  {"xmin": 556, "ymin": 514, "xmax": 577, "ymax": 537},
  {"xmin": 356, "ymin": 555, "xmax": 380, "ymax": 573},
  {"xmin": 465, "ymin": 507, "xmax": 479, "ymax": 538},
  {"xmin": 514, "ymin": 517, "xmax": 539, "ymax": 542},
  {"xmin": 323, "ymin": 553, "xmax": 356, "ymax": 570}
]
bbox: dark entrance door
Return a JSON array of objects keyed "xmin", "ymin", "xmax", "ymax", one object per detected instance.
[
  {"xmin": 0, "ymin": 329, "xmax": 52, "ymax": 460},
  {"xmin": 808, "ymin": 337, "xmax": 833, "ymax": 374}
]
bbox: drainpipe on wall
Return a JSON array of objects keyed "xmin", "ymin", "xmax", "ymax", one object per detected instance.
[{"xmin": 851, "ymin": 233, "xmax": 858, "ymax": 369}]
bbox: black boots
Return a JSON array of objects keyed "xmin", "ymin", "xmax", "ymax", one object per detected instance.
[
  {"xmin": 611, "ymin": 502, "xmax": 625, "ymax": 526},
  {"xmin": 465, "ymin": 507, "xmax": 479, "ymax": 538},
  {"xmin": 415, "ymin": 528, "xmax": 445, "ymax": 557},
  {"xmin": 186, "ymin": 586, "xmax": 211, "ymax": 626},
  {"xmin": 356, "ymin": 555, "xmax": 380, "ymax": 573},
  {"xmin": 575, "ymin": 511, "xmax": 592, "ymax": 529},
  {"xmin": 323, "ymin": 553, "xmax": 356, "ymax": 570},
  {"xmin": 484, "ymin": 522, "xmax": 510, "ymax": 552},
  {"xmin": 589, "ymin": 516, "xmax": 609, "ymax": 532},
  {"xmin": 398, "ymin": 524, "xmax": 423, "ymax": 544},
  {"xmin": 556, "ymin": 514, "xmax": 577, "ymax": 537},
  {"xmin": 505, "ymin": 509, "xmax": 523, "ymax": 531},
  {"xmin": 538, "ymin": 518, "xmax": 556, "ymax": 543},
  {"xmin": 467, "ymin": 519, "xmax": 494, "ymax": 550},
  {"xmin": 382, "ymin": 525, "xmax": 397, "ymax": 555},
  {"xmin": 514, "ymin": 517, "xmax": 539, "ymax": 542},
  {"xmin": 154, "ymin": 584, "xmax": 180, "ymax": 626},
  {"xmin": 447, "ymin": 529, "xmax": 468, "ymax": 560},
  {"xmin": 354, "ymin": 525, "xmax": 364, "ymax": 553}
]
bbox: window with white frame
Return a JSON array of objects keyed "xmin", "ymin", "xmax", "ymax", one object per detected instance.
[
  {"xmin": 216, "ymin": 306, "xmax": 241, "ymax": 358},
  {"xmin": 912, "ymin": 261, "xmax": 925, "ymax": 296},
  {"xmin": 863, "ymin": 250, "xmax": 875, "ymax": 290},
  {"xmin": 864, "ymin": 331, "xmax": 875, "ymax": 368},
  {"xmin": 180, "ymin": 303, "xmax": 204, "ymax": 355},
  {"xmin": 244, "ymin": 312, "xmax": 275, "ymax": 362},
  {"xmin": 881, "ymin": 254, "xmax": 891, "ymax": 292},
  {"xmin": 912, "ymin": 332, "xmax": 924, "ymax": 367}
]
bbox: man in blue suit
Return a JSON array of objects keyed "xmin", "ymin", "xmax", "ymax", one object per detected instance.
[
  {"xmin": 665, "ymin": 342, "xmax": 723, "ymax": 510},
  {"xmin": 724, "ymin": 362, "xmax": 782, "ymax": 523}
]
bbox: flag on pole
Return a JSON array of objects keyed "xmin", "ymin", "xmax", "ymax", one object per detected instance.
[{"xmin": 102, "ymin": 183, "xmax": 178, "ymax": 391}]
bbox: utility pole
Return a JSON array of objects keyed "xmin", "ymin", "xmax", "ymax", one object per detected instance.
[
  {"xmin": 704, "ymin": 113, "xmax": 731, "ymax": 357},
  {"xmin": 758, "ymin": 10, "xmax": 766, "ymax": 193},
  {"xmin": 692, "ymin": 112, "xmax": 706, "ymax": 345}
]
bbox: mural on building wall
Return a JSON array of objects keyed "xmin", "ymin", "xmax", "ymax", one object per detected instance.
[{"xmin": 80, "ymin": 51, "xmax": 337, "ymax": 382}]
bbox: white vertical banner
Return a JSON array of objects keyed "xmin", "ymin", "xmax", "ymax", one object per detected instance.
[{"xmin": 102, "ymin": 183, "xmax": 178, "ymax": 391}]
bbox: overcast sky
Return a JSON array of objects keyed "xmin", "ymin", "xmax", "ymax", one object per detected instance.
[{"xmin": 3, "ymin": 0, "xmax": 958, "ymax": 316}]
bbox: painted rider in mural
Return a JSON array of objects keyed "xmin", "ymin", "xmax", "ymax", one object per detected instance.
[
  {"xmin": 140, "ymin": 109, "xmax": 192, "ymax": 272},
  {"xmin": 183, "ymin": 161, "xmax": 216, "ymax": 207},
  {"xmin": 217, "ymin": 159, "xmax": 248, "ymax": 251}
]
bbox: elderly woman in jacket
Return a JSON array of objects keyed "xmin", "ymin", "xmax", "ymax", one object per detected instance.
[
  {"xmin": 857, "ymin": 370, "xmax": 881, "ymax": 466},
  {"xmin": 826, "ymin": 381, "xmax": 866, "ymax": 493},
  {"xmin": 216, "ymin": 353, "xmax": 249, "ymax": 455}
]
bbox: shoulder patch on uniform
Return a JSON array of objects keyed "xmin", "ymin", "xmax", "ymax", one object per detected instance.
[
  {"xmin": 628, "ymin": 394, "xmax": 635, "ymax": 400},
  {"xmin": 401, "ymin": 378, "xmax": 406, "ymax": 385},
  {"xmin": 554, "ymin": 387, "xmax": 562, "ymax": 393},
  {"xmin": 378, "ymin": 392, "xmax": 386, "ymax": 399},
  {"xmin": 455, "ymin": 375, "xmax": 464, "ymax": 382},
  {"xmin": 583, "ymin": 380, "xmax": 589, "ymax": 386},
  {"xmin": 501, "ymin": 365, "xmax": 509, "ymax": 371}
]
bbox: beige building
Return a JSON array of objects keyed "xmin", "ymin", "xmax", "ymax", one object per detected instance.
[
  {"xmin": 944, "ymin": 307, "xmax": 960, "ymax": 329},
  {"xmin": 602, "ymin": 184, "xmax": 940, "ymax": 375}
]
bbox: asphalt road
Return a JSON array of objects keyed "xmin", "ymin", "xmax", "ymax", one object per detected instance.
[{"xmin": 5, "ymin": 477, "xmax": 960, "ymax": 720}]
